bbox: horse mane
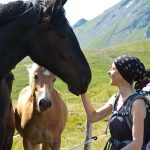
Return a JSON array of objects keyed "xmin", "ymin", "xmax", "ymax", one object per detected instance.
[
  {"xmin": 0, "ymin": 0, "xmax": 66, "ymax": 26},
  {"xmin": 0, "ymin": 0, "xmax": 42, "ymax": 26}
]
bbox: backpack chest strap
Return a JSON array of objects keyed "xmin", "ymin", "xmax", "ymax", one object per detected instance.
[{"xmin": 112, "ymin": 111, "xmax": 129, "ymax": 117}]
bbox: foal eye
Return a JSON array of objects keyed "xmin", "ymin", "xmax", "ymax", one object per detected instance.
[{"xmin": 34, "ymin": 74, "xmax": 39, "ymax": 80}]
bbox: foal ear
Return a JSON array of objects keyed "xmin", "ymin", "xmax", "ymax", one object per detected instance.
[
  {"xmin": 25, "ymin": 64, "xmax": 34, "ymax": 85},
  {"xmin": 26, "ymin": 64, "xmax": 35, "ymax": 73}
]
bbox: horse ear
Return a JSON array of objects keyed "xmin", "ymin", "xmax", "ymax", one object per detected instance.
[
  {"xmin": 43, "ymin": 0, "xmax": 67, "ymax": 17},
  {"xmin": 26, "ymin": 64, "xmax": 38, "ymax": 76},
  {"xmin": 43, "ymin": 6, "xmax": 53, "ymax": 17},
  {"xmin": 42, "ymin": 0, "xmax": 55, "ymax": 17},
  {"xmin": 49, "ymin": 72, "xmax": 56, "ymax": 82},
  {"xmin": 26, "ymin": 64, "xmax": 34, "ymax": 85},
  {"xmin": 52, "ymin": 0, "xmax": 67, "ymax": 12},
  {"xmin": 26, "ymin": 64, "xmax": 33, "ymax": 73},
  {"xmin": 26, "ymin": 63, "xmax": 39, "ymax": 85},
  {"xmin": 62, "ymin": 0, "xmax": 67, "ymax": 6}
]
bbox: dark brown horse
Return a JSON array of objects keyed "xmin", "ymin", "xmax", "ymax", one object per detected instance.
[
  {"xmin": 15, "ymin": 64, "xmax": 67, "ymax": 150},
  {"xmin": 1, "ymin": 72, "xmax": 15, "ymax": 150},
  {"xmin": 0, "ymin": 0, "xmax": 91, "ymax": 149}
]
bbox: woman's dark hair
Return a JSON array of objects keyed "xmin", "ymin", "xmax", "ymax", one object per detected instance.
[
  {"xmin": 114, "ymin": 55, "xmax": 146, "ymax": 84},
  {"xmin": 134, "ymin": 69, "xmax": 150, "ymax": 91}
]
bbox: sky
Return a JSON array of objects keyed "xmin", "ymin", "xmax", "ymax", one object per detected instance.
[{"xmin": 2, "ymin": 0, "xmax": 121, "ymax": 25}]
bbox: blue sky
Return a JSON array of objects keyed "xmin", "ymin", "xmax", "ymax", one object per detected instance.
[{"xmin": 2, "ymin": 0, "xmax": 121, "ymax": 25}]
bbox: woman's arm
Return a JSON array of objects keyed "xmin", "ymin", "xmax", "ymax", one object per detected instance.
[
  {"xmin": 81, "ymin": 92, "xmax": 114, "ymax": 123},
  {"xmin": 122, "ymin": 99, "xmax": 146, "ymax": 150}
]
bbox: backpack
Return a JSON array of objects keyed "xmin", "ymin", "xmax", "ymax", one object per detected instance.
[{"xmin": 113, "ymin": 91, "xmax": 150, "ymax": 148}]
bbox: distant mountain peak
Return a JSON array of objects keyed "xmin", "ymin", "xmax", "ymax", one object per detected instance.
[{"xmin": 73, "ymin": 18, "xmax": 87, "ymax": 28}]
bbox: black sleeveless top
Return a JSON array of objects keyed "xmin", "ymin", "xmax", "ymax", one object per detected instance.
[{"xmin": 107, "ymin": 94, "xmax": 132, "ymax": 150}]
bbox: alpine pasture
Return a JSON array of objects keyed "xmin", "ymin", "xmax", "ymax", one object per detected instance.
[{"xmin": 12, "ymin": 39, "xmax": 150, "ymax": 149}]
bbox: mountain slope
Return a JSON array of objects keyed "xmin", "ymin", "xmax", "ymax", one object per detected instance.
[
  {"xmin": 74, "ymin": 0, "xmax": 150, "ymax": 50},
  {"xmin": 73, "ymin": 18, "xmax": 87, "ymax": 28}
]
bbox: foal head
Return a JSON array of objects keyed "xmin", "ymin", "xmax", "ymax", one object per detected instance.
[{"xmin": 28, "ymin": 64, "xmax": 56, "ymax": 112}]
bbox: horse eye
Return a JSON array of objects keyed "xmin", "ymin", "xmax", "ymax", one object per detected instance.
[
  {"xmin": 59, "ymin": 32, "xmax": 67, "ymax": 39},
  {"xmin": 34, "ymin": 74, "xmax": 39, "ymax": 80}
]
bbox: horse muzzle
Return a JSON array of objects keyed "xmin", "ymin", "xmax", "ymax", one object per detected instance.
[
  {"xmin": 70, "ymin": 65, "xmax": 91, "ymax": 96},
  {"xmin": 39, "ymin": 99, "xmax": 52, "ymax": 111},
  {"xmin": 68, "ymin": 78, "xmax": 90, "ymax": 96}
]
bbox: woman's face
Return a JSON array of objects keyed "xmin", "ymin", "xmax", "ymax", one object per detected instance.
[{"xmin": 107, "ymin": 62, "xmax": 124, "ymax": 86}]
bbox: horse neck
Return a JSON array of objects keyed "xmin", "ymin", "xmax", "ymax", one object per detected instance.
[
  {"xmin": 0, "ymin": 47, "xmax": 26, "ymax": 80},
  {"xmin": 51, "ymin": 88, "xmax": 63, "ymax": 107},
  {"xmin": 0, "ymin": 8, "xmax": 39, "ymax": 80},
  {"xmin": 27, "ymin": 91, "xmax": 37, "ymax": 114}
]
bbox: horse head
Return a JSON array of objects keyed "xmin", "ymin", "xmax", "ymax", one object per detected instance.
[
  {"xmin": 28, "ymin": 63, "xmax": 55, "ymax": 112},
  {"xmin": 27, "ymin": 0, "xmax": 91, "ymax": 95}
]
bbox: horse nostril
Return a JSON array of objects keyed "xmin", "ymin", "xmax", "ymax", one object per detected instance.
[
  {"xmin": 39, "ymin": 99, "xmax": 51, "ymax": 107},
  {"xmin": 39, "ymin": 99, "xmax": 44, "ymax": 106},
  {"xmin": 48, "ymin": 101, "xmax": 52, "ymax": 107}
]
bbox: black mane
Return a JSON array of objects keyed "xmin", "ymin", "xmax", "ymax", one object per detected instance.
[
  {"xmin": 0, "ymin": 0, "xmax": 42, "ymax": 26},
  {"xmin": 0, "ymin": 0, "xmax": 66, "ymax": 26}
]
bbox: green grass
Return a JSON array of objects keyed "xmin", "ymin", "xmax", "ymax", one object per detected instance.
[{"xmin": 12, "ymin": 39, "xmax": 150, "ymax": 149}]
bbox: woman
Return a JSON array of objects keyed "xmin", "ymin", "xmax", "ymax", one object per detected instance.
[{"xmin": 81, "ymin": 55, "xmax": 148, "ymax": 150}]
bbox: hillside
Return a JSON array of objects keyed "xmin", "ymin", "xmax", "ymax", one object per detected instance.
[
  {"xmin": 73, "ymin": 0, "xmax": 150, "ymax": 50},
  {"xmin": 73, "ymin": 18, "xmax": 87, "ymax": 28},
  {"xmin": 12, "ymin": 39, "xmax": 150, "ymax": 149}
]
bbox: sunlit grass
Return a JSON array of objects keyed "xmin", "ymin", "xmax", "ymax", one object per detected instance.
[{"xmin": 12, "ymin": 39, "xmax": 150, "ymax": 149}]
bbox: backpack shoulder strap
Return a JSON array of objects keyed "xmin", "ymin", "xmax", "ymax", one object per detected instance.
[
  {"xmin": 124, "ymin": 93, "xmax": 147, "ymax": 130},
  {"xmin": 112, "ymin": 93, "xmax": 120, "ymax": 112}
]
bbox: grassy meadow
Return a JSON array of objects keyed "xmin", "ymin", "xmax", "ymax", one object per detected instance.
[{"xmin": 12, "ymin": 39, "xmax": 150, "ymax": 149}]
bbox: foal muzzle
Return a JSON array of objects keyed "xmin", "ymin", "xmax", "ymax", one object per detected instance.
[{"xmin": 39, "ymin": 99, "xmax": 51, "ymax": 111}]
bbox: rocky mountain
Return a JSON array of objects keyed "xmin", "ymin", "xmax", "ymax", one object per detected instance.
[
  {"xmin": 73, "ymin": 18, "xmax": 87, "ymax": 28},
  {"xmin": 73, "ymin": 0, "xmax": 150, "ymax": 50}
]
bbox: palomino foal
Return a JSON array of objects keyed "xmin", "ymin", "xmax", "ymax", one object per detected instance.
[{"xmin": 15, "ymin": 64, "xmax": 68, "ymax": 150}]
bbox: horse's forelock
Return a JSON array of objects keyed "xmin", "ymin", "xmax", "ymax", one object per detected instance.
[
  {"xmin": 40, "ymin": 67, "xmax": 56, "ymax": 80},
  {"xmin": 26, "ymin": 63, "xmax": 39, "ymax": 84},
  {"xmin": 41, "ymin": 67, "xmax": 52, "ymax": 76}
]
